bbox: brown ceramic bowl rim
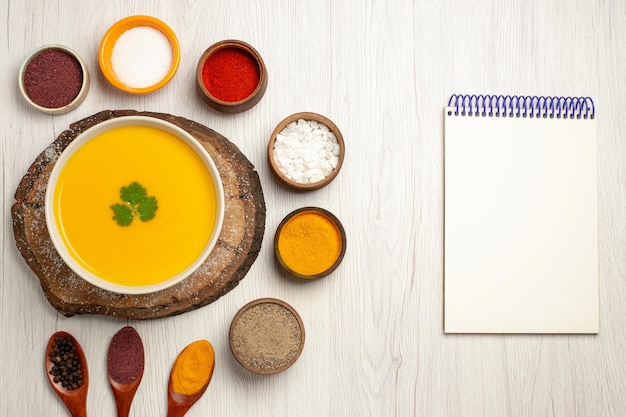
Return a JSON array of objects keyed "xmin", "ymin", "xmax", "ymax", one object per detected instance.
[
  {"xmin": 196, "ymin": 39, "xmax": 268, "ymax": 114},
  {"xmin": 18, "ymin": 44, "xmax": 90, "ymax": 115},
  {"xmin": 229, "ymin": 297, "xmax": 305, "ymax": 375},
  {"xmin": 268, "ymin": 112, "xmax": 345, "ymax": 191},
  {"xmin": 274, "ymin": 206, "xmax": 347, "ymax": 280}
]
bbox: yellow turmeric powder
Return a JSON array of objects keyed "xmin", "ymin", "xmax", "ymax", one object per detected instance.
[
  {"xmin": 276, "ymin": 210, "xmax": 343, "ymax": 277},
  {"xmin": 170, "ymin": 340, "xmax": 215, "ymax": 396}
]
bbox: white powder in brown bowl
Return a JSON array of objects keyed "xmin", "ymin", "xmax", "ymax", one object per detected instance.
[{"xmin": 229, "ymin": 299, "xmax": 304, "ymax": 374}]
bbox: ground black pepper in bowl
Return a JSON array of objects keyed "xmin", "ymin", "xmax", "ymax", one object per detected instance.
[
  {"xmin": 48, "ymin": 336, "xmax": 85, "ymax": 390},
  {"xmin": 229, "ymin": 298, "xmax": 305, "ymax": 375}
]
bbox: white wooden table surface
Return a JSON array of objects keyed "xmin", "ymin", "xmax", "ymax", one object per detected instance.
[{"xmin": 2, "ymin": 1, "xmax": 625, "ymax": 416}]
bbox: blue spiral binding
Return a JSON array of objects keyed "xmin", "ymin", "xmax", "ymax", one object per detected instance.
[{"xmin": 447, "ymin": 94, "xmax": 595, "ymax": 119}]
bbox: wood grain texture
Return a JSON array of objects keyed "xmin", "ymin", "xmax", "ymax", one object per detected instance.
[
  {"xmin": 1, "ymin": 0, "xmax": 625, "ymax": 416},
  {"xmin": 11, "ymin": 110, "xmax": 266, "ymax": 319}
]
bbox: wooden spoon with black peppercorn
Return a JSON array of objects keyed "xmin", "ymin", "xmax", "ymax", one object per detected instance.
[{"xmin": 45, "ymin": 331, "xmax": 89, "ymax": 417}]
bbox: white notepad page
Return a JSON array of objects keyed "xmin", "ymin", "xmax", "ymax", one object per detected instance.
[{"xmin": 444, "ymin": 106, "xmax": 598, "ymax": 334}]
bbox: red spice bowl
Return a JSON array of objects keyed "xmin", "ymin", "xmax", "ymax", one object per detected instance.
[
  {"xmin": 196, "ymin": 40, "xmax": 268, "ymax": 114},
  {"xmin": 18, "ymin": 44, "xmax": 90, "ymax": 115}
]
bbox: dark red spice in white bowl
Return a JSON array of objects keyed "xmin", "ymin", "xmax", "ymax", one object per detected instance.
[{"xmin": 18, "ymin": 44, "xmax": 90, "ymax": 114}]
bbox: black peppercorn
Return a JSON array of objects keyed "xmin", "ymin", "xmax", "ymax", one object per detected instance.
[{"xmin": 48, "ymin": 337, "xmax": 84, "ymax": 391}]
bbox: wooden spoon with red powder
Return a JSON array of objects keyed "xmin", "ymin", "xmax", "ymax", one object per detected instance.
[{"xmin": 107, "ymin": 326, "xmax": 145, "ymax": 417}]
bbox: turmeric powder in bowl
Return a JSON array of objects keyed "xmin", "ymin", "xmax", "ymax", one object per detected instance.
[{"xmin": 274, "ymin": 207, "xmax": 346, "ymax": 279}]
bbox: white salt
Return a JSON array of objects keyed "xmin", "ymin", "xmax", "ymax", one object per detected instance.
[
  {"xmin": 111, "ymin": 26, "xmax": 173, "ymax": 88},
  {"xmin": 272, "ymin": 119, "xmax": 341, "ymax": 184}
]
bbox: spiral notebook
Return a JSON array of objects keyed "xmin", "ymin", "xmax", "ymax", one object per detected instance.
[{"xmin": 444, "ymin": 94, "xmax": 598, "ymax": 334}]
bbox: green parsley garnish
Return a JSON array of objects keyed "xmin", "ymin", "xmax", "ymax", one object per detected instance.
[{"xmin": 110, "ymin": 182, "xmax": 159, "ymax": 227}]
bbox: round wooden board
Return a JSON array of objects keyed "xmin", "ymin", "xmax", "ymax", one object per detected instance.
[{"xmin": 11, "ymin": 110, "xmax": 266, "ymax": 319}]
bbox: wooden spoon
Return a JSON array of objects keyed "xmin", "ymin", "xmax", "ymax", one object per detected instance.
[
  {"xmin": 107, "ymin": 327, "xmax": 145, "ymax": 417},
  {"xmin": 45, "ymin": 331, "xmax": 89, "ymax": 417},
  {"xmin": 167, "ymin": 388, "xmax": 211, "ymax": 417},
  {"xmin": 166, "ymin": 340, "xmax": 215, "ymax": 417}
]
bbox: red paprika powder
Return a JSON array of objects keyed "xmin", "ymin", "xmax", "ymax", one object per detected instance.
[{"xmin": 201, "ymin": 47, "xmax": 260, "ymax": 102}]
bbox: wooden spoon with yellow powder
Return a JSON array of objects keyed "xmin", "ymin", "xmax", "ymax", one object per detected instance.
[{"xmin": 167, "ymin": 340, "xmax": 215, "ymax": 417}]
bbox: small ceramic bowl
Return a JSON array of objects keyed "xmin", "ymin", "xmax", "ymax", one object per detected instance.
[
  {"xmin": 45, "ymin": 116, "xmax": 224, "ymax": 295},
  {"xmin": 274, "ymin": 207, "xmax": 346, "ymax": 280},
  {"xmin": 18, "ymin": 44, "xmax": 90, "ymax": 115},
  {"xmin": 99, "ymin": 15, "xmax": 180, "ymax": 94},
  {"xmin": 196, "ymin": 40, "xmax": 268, "ymax": 113},
  {"xmin": 229, "ymin": 298, "xmax": 305, "ymax": 375},
  {"xmin": 268, "ymin": 112, "xmax": 345, "ymax": 191}
]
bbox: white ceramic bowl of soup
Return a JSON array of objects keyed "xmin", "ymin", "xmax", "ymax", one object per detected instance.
[{"xmin": 45, "ymin": 116, "xmax": 224, "ymax": 294}]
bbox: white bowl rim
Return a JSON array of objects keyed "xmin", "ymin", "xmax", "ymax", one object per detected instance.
[{"xmin": 45, "ymin": 115, "xmax": 225, "ymax": 294}]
